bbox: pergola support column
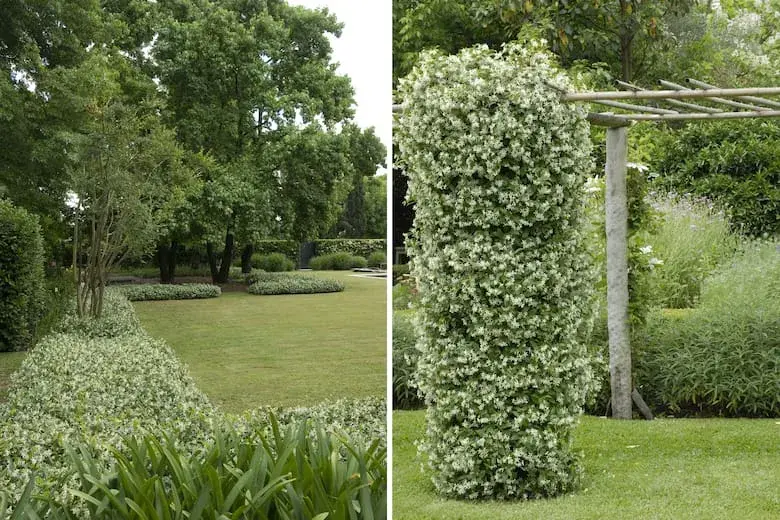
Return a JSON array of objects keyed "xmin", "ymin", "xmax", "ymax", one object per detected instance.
[{"xmin": 605, "ymin": 126, "xmax": 632, "ymax": 419}]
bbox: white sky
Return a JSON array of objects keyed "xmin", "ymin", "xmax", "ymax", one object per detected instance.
[{"xmin": 287, "ymin": 0, "xmax": 391, "ymax": 175}]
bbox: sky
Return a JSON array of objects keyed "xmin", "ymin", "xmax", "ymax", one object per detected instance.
[{"xmin": 287, "ymin": 0, "xmax": 392, "ymax": 175}]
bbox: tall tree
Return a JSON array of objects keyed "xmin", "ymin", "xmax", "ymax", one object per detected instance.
[{"xmin": 154, "ymin": 0, "xmax": 355, "ymax": 282}]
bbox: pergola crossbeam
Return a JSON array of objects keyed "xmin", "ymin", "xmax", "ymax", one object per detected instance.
[
  {"xmin": 562, "ymin": 85, "xmax": 780, "ymax": 102},
  {"xmin": 615, "ymin": 80, "xmax": 723, "ymax": 113},
  {"xmin": 594, "ymin": 109, "xmax": 780, "ymax": 121},
  {"xmin": 591, "ymin": 99, "xmax": 678, "ymax": 115},
  {"xmin": 686, "ymin": 78, "xmax": 780, "ymax": 109},
  {"xmin": 658, "ymin": 80, "xmax": 769, "ymax": 112}
]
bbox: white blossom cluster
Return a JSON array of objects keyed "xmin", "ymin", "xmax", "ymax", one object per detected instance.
[{"xmin": 396, "ymin": 42, "xmax": 596, "ymax": 499}]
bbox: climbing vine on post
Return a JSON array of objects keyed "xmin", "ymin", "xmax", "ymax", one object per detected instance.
[{"xmin": 396, "ymin": 42, "xmax": 597, "ymax": 499}]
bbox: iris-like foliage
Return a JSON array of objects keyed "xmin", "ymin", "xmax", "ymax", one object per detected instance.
[{"xmin": 396, "ymin": 42, "xmax": 596, "ymax": 499}]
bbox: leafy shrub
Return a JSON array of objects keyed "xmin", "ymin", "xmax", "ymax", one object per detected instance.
[
  {"xmin": 57, "ymin": 289, "xmax": 145, "ymax": 338},
  {"xmin": 392, "ymin": 275, "xmax": 418, "ymax": 311},
  {"xmin": 251, "ymin": 252, "xmax": 295, "ymax": 272},
  {"xmin": 393, "ymin": 312, "xmax": 423, "ymax": 409},
  {"xmin": 636, "ymin": 241, "xmax": 779, "ymax": 417},
  {"xmin": 309, "ymin": 252, "xmax": 367, "ymax": 270},
  {"xmin": 314, "ymin": 238, "xmax": 386, "ymax": 258},
  {"xmin": 120, "ymin": 283, "xmax": 222, "ymax": 301},
  {"xmin": 647, "ymin": 193, "xmax": 739, "ymax": 308},
  {"xmin": 396, "ymin": 43, "xmax": 596, "ymax": 499},
  {"xmin": 35, "ymin": 268, "xmax": 77, "ymax": 342},
  {"xmin": 18, "ymin": 419, "xmax": 386, "ymax": 519},
  {"xmin": 367, "ymin": 250, "xmax": 387, "ymax": 268},
  {"xmin": 247, "ymin": 275, "xmax": 344, "ymax": 295},
  {"xmin": 0, "ymin": 329, "xmax": 214, "ymax": 502},
  {"xmin": 650, "ymin": 119, "xmax": 780, "ymax": 237},
  {"xmin": 0, "ymin": 200, "xmax": 45, "ymax": 352},
  {"xmin": 253, "ymin": 239, "xmax": 300, "ymax": 264},
  {"xmin": 392, "ymin": 263, "xmax": 410, "ymax": 284}
]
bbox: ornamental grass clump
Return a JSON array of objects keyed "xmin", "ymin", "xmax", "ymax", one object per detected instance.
[{"xmin": 396, "ymin": 42, "xmax": 596, "ymax": 500}]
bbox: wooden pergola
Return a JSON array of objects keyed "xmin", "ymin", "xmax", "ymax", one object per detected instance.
[{"xmin": 392, "ymin": 79, "xmax": 780, "ymax": 419}]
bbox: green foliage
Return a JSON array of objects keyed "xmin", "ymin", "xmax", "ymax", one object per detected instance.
[
  {"xmin": 393, "ymin": 313, "xmax": 423, "ymax": 410},
  {"xmin": 392, "ymin": 276, "xmax": 418, "ymax": 311},
  {"xmin": 254, "ymin": 240, "xmax": 301, "ymax": 265},
  {"xmin": 396, "ymin": 43, "xmax": 596, "ymax": 499},
  {"xmin": 314, "ymin": 239, "xmax": 386, "ymax": 258},
  {"xmin": 0, "ymin": 200, "xmax": 45, "ymax": 352},
  {"xmin": 251, "ymin": 252, "xmax": 295, "ymax": 272},
  {"xmin": 35, "ymin": 268, "xmax": 77, "ymax": 343},
  {"xmin": 650, "ymin": 120, "xmax": 780, "ymax": 237},
  {"xmin": 391, "ymin": 264, "xmax": 410, "ymax": 285},
  {"xmin": 647, "ymin": 194, "xmax": 739, "ymax": 308},
  {"xmin": 367, "ymin": 251, "xmax": 387, "ymax": 268},
  {"xmin": 637, "ymin": 242, "xmax": 780, "ymax": 417},
  {"xmin": 57, "ymin": 289, "xmax": 145, "ymax": 338},
  {"xmin": 247, "ymin": 276, "xmax": 345, "ymax": 295},
  {"xmin": 20, "ymin": 419, "xmax": 386, "ymax": 520},
  {"xmin": 0, "ymin": 329, "xmax": 214, "ymax": 503},
  {"xmin": 232, "ymin": 397, "xmax": 387, "ymax": 452},
  {"xmin": 309, "ymin": 252, "xmax": 368, "ymax": 271},
  {"xmin": 120, "ymin": 283, "xmax": 222, "ymax": 301}
]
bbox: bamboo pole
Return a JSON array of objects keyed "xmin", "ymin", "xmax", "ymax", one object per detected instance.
[
  {"xmin": 615, "ymin": 80, "xmax": 723, "ymax": 113},
  {"xmin": 607, "ymin": 110, "xmax": 780, "ymax": 121},
  {"xmin": 658, "ymin": 80, "xmax": 768, "ymax": 111},
  {"xmin": 686, "ymin": 78, "xmax": 780, "ymax": 109},
  {"xmin": 590, "ymin": 99, "xmax": 679, "ymax": 115},
  {"xmin": 562, "ymin": 86, "xmax": 780, "ymax": 101}
]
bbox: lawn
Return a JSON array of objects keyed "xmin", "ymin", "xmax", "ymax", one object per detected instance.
[
  {"xmin": 393, "ymin": 410, "xmax": 780, "ymax": 520},
  {"xmin": 134, "ymin": 271, "xmax": 386, "ymax": 413}
]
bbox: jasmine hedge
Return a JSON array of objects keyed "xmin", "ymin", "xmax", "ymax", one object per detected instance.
[
  {"xmin": 396, "ymin": 42, "xmax": 596, "ymax": 500},
  {"xmin": 120, "ymin": 283, "xmax": 222, "ymax": 301},
  {"xmin": 247, "ymin": 275, "xmax": 344, "ymax": 295}
]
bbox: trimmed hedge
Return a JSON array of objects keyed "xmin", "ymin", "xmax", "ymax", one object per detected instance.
[
  {"xmin": 0, "ymin": 331, "xmax": 214, "ymax": 502},
  {"xmin": 636, "ymin": 241, "xmax": 779, "ymax": 417},
  {"xmin": 0, "ymin": 201, "xmax": 45, "ymax": 352},
  {"xmin": 397, "ymin": 43, "xmax": 596, "ymax": 499},
  {"xmin": 254, "ymin": 240, "xmax": 300, "ymax": 265},
  {"xmin": 309, "ymin": 252, "xmax": 367, "ymax": 270},
  {"xmin": 57, "ymin": 289, "xmax": 145, "ymax": 338},
  {"xmin": 120, "ymin": 283, "xmax": 222, "ymax": 301},
  {"xmin": 251, "ymin": 252, "xmax": 295, "ymax": 272},
  {"xmin": 314, "ymin": 239, "xmax": 385, "ymax": 258},
  {"xmin": 247, "ymin": 275, "xmax": 344, "ymax": 295}
]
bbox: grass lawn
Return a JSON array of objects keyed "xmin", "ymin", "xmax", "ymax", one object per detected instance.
[
  {"xmin": 134, "ymin": 271, "xmax": 386, "ymax": 413},
  {"xmin": 394, "ymin": 410, "xmax": 780, "ymax": 520}
]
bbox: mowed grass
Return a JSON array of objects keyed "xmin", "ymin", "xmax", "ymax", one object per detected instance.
[
  {"xmin": 134, "ymin": 271, "xmax": 386, "ymax": 413},
  {"xmin": 394, "ymin": 411, "xmax": 780, "ymax": 520}
]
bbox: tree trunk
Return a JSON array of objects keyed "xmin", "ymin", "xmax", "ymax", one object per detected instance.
[
  {"xmin": 619, "ymin": 0, "xmax": 633, "ymax": 82},
  {"xmin": 206, "ymin": 241, "xmax": 219, "ymax": 282},
  {"xmin": 206, "ymin": 229, "xmax": 234, "ymax": 284},
  {"xmin": 241, "ymin": 244, "xmax": 254, "ymax": 273},
  {"xmin": 218, "ymin": 231, "xmax": 234, "ymax": 283},
  {"xmin": 157, "ymin": 241, "xmax": 179, "ymax": 284}
]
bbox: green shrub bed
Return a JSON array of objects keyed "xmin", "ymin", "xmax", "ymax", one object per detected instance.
[
  {"xmin": 0, "ymin": 201, "xmax": 45, "ymax": 352},
  {"xmin": 367, "ymin": 250, "xmax": 387, "ymax": 268},
  {"xmin": 247, "ymin": 275, "xmax": 344, "ymax": 295},
  {"xmin": 120, "ymin": 283, "xmax": 222, "ymax": 301},
  {"xmin": 637, "ymin": 242, "xmax": 779, "ymax": 417},
  {"xmin": 308, "ymin": 251, "xmax": 367, "ymax": 270},
  {"xmin": 251, "ymin": 252, "xmax": 295, "ymax": 272}
]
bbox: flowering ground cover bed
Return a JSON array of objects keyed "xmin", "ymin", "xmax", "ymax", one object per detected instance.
[{"xmin": 393, "ymin": 411, "xmax": 780, "ymax": 519}]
